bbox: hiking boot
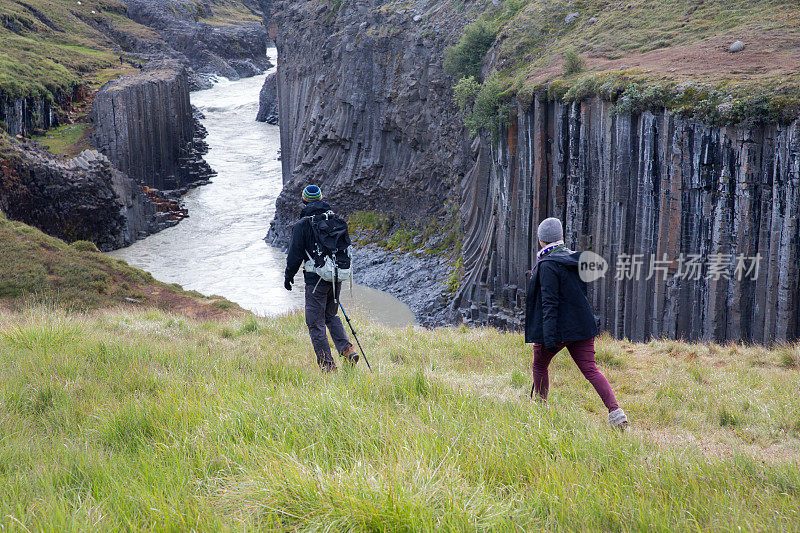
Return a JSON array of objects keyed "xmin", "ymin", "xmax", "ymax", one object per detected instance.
[
  {"xmin": 608, "ymin": 408, "xmax": 629, "ymax": 430},
  {"xmin": 341, "ymin": 344, "xmax": 359, "ymax": 365}
]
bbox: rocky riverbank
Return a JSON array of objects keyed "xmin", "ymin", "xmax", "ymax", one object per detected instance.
[{"xmin": 353, "ymin": 245, "xmax": 455, "ymax": 327}]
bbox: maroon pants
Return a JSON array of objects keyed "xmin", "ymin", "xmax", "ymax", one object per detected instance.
[{"xmin": 531, "ymin": 337, "xmax": 619, "ymax": 412}]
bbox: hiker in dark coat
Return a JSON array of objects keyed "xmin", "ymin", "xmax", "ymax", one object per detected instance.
[
  {"xmin": 525, "ymin": 217, "xmax": 629, "ymax": 428},
  {"xmin": 284, "ymin": 185, "xmax": 358, "ymax": 372}
]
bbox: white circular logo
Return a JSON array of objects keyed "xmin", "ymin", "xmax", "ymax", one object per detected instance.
[{"xmin": 579, "ymin": 251, "xmax": 608, "ymax": 282}]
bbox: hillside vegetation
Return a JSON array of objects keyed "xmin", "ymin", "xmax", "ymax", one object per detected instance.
[
  {"xmin": 450, "ymin": 0, "xmax": 800, "ymax": 129},
  {"xmin": 0, "ymin": 0, "xmax": 262, "ymax": 101},
  {"xmin": 0, "ymin": 211, "xmax": 239, "ymax": 317},
  {"xmin": 0, "ymin": 0, "xmax": 144, "ymax": 101},
  {"xmin": 0, "ymin": 301, "xmax": 799, "ymax": 529}
]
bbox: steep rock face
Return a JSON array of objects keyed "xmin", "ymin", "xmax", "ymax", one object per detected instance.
[
  {"xmin": 267, "ymin": 0, "xmax": 473, "ymax": 243},
  {"xmin": 0, "ymin": 94, "xmax": 55, "ymax": 137},
  {"xmin": 0, "ymin": 140, "xmax": 161, "ymax": 250},
  {"xmin": 457, "ymin": 97, "xmax": 800, "ymax": 344},
  {"xmin": 90, "ymin": 61, "xmax": 214, "ymax": 191},
  {"xmin": 255, "ymin": 72, "xmax": 278, "ymax": 124},
  {"xmin": 120, "ymin": 0, "xmax": 271, "ymax": 86}
]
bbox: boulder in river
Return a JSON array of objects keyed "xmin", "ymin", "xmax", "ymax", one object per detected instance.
[{"xmin": 256, "ymin": 72, "xmax": 279, "ymax": 125}]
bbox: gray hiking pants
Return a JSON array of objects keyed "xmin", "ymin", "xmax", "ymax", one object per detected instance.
[{"xmin": 305, "ymin": 281, "xmax": 350, "ymax": 367}]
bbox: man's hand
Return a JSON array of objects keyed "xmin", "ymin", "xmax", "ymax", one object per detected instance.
[{"xmin": 284, "ymin": 278, "xmax": 293, "ymax": 291}]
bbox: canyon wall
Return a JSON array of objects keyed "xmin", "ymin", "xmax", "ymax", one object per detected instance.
[
  {"xmin": 267, "ymin": 1, "xmax": 798, "ymax": 343},
  {"xmin": 0, "ymin": 140, "xmax": 160, "ymax": 250},
  {"xmin": 267, "ymin": 0, "xmax": 471, "ymax": 243},
  {"xmin": 90, "ymin": 61, "xmax": 214, "ymax": 191},
  {"xmin": 456, "ymin": 98, "xmax": 800, "ymax": 344},
  {"xmin": 120, "ymin": 0, "xmax": 271, "ymax": 86}
]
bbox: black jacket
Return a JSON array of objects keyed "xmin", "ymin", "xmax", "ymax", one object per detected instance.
[
  {"xmin": 284, "ymin": 200, "xmax": 331, "ymax": 286},
  {"xmin": 525, "ymin": 248, "xmax": 598, "ymax": 349}
]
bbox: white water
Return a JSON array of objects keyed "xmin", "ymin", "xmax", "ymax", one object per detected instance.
[{"xmin": 108, "ymin": 49, "xmax": 415, "ymax": 328}]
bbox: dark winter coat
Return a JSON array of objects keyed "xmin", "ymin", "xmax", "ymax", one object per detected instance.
[
  {"xmin": 525, "ymin": 248, "xmax": 599, "ymax": 350},
  {"xmin": 284, "ymin": 200, "xmax": 332, "ymax": 286}
]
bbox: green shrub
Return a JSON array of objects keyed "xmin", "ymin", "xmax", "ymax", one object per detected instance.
[
  {"xmin": 444, "ymin": 20, "xmax": 497, "ymax": 81},
  {"xmin": 386, "ymin": 228, "xmax": 418, "ymax": 252},
  {"xmin": 615, "ymin": 83, "xmax": 673, "ymax": 115},
  {"xmin": 348, "ymin": 210, "xmax": 393, "ymax": 234},
  {"xmin": 444, "ymin": 256, "xmax": 463, "ymax": 295},
  {"xmin": 562, "ymin": 48, "xmax": 585, "ymax": 76},
  {"xmin": 453, "ymin": 75, "xmax": 482, "ymax": 111},
  {"xmin": 459, "ymin": 75, "xmax": 511, "ymax": 141}
]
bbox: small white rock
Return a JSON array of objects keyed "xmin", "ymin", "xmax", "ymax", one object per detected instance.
[
  {"xmin": 729, "ymin": 40, "xmax": 744, "ymax": 53},
  {"xmin": 564, "ymin": 12, "xmax": 580, "ymax": 25}
]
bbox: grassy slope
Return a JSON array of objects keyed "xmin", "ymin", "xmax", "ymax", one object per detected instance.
[
  {"xmin": 458, "ymin": 0, "xmax": 800, "ymax": 122},
  {"xmin": 0, "ymin": 306, "xmax": 798, "ymax": 530},
  {"xmin": 0, "ymin": 0, "xmax": 135, "ymax": 100},
  {"xmin": 0, "ymin": 212, "xmax": 240, "ymax": 316}
]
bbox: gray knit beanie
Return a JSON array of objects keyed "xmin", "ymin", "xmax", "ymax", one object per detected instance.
[{"xmin": 537, "ymin": 217, "xmax": 563, "ymax": 244}]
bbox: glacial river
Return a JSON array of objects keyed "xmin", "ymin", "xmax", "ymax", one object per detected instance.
[{"xmin": 108, "ymin": 49, "xmax": 415, "ymax": 327}]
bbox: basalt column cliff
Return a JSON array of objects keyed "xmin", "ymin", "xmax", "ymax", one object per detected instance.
[
  {"xmin": 457, "ymin": 98, "xmax": 800, "ymax": 344},
  {"xmin": 266, "ymin": 0, "xmax": 472, "ymax": 242},
  {"xmin": 91, "ymin": 62, "xmax": 214, "ymax": 191}
]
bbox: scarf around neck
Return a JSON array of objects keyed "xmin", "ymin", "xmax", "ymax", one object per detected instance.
[{"xmin": 537, "ymin": 239, "xmax": 565, "ymax": 261}]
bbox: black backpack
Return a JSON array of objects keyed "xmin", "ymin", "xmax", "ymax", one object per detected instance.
[{"xmin": 304, "ymin": 211, "xmax": 352, "ymax": 281}]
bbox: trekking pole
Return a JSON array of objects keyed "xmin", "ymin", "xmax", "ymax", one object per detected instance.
[
  {"xmin": 337, "ymin": 299, "xmax": 373, "ymax": 372},
  {"xmin": 333, "ymin": 264, "xmax": 373, "ymax": 372}
]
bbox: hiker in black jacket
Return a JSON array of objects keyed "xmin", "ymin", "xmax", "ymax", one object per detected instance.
[
  {"xmin": 525, "ymin": 217, "xmax": 629, "ymax": 428},
  {"xmin": 284, "ymin": 185, "xmax": 358, "ymax": 372}
]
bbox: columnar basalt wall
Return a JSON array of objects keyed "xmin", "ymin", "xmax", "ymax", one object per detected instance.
[
  {"xmin": 266, "ymin": 0, "xmax": 471, "ymax": 243},
  {"xmin": 457, "ymin": 96, "xmax": 800, "ymax": 344},
  {"xmin": 90, "ymin": 61, "xmax": 214, "ymax": 191},
  {"xmin": 256, "ymin": 71, "xmax": 278, "ymax": 124},
  {"xmin": 0, "ymin": 93, "xmax": 56, "ymax": 137}
]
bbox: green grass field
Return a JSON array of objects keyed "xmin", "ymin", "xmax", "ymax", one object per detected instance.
[{"xmin": 1, "ymin": 304, "xmax": 798, "ymax": 530}]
